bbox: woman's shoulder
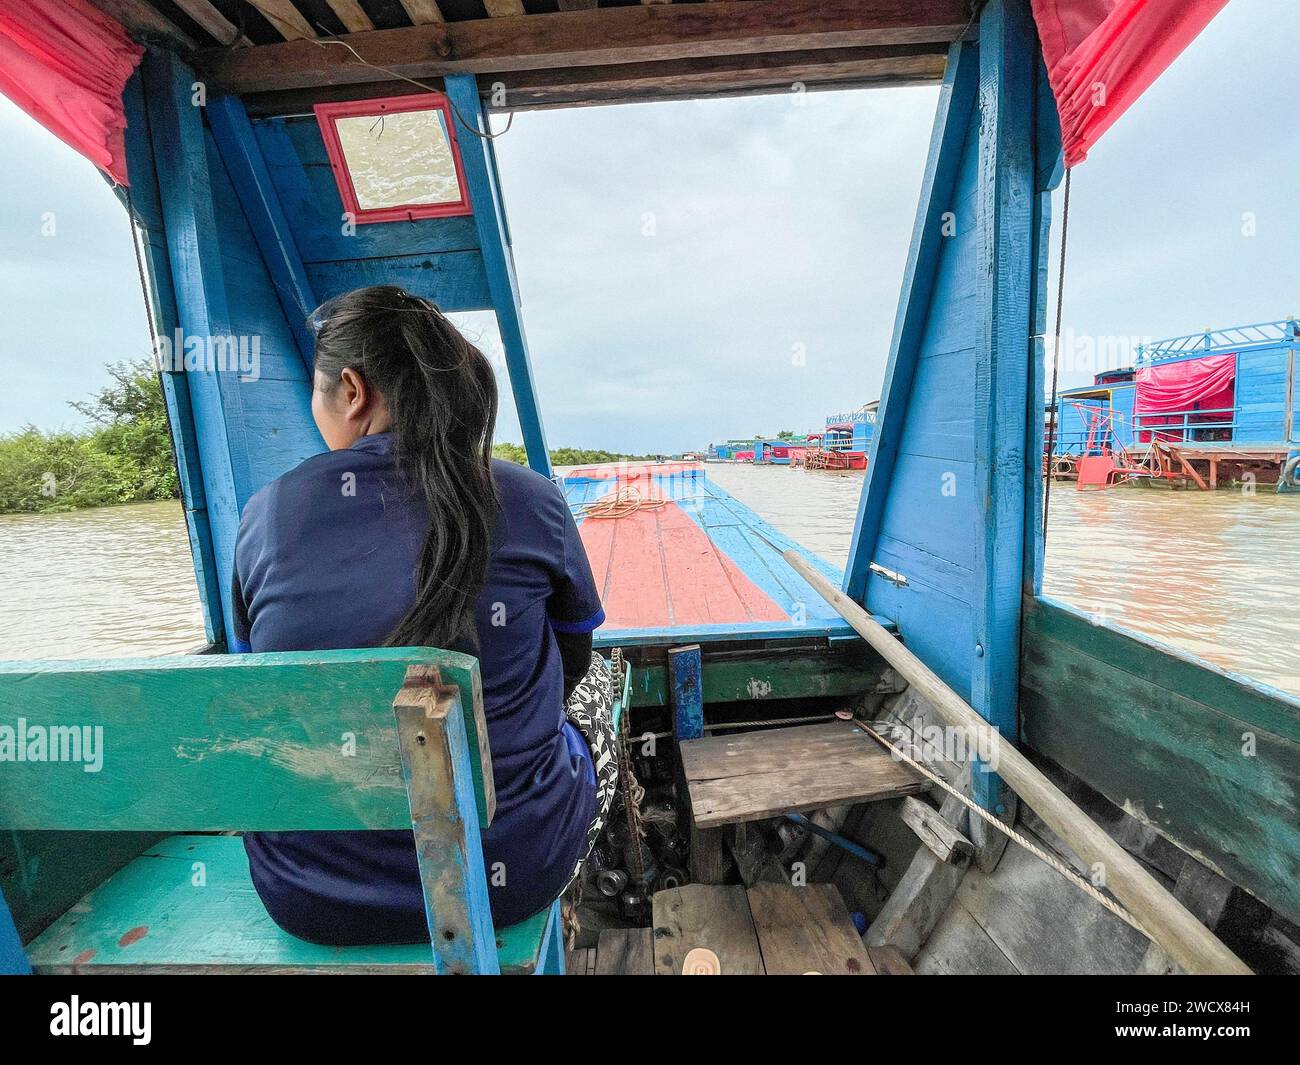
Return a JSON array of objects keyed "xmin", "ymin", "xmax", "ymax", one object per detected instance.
[{"xmin": 491, "ymin": 458, "xmax": 564, "ymax": 505}]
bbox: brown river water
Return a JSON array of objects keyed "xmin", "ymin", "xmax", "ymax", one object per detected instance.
[{"xmin": 1, "ymin": 468, "xmax": 1296, "ymax": 695}]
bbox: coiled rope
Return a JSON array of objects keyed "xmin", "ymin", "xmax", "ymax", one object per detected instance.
[{"xmin": 580, "ymin": 486, "xmax": 670, "ymax": 520}]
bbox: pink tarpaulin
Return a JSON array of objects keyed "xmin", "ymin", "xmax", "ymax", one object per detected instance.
[
  {"xmin": 0, "ymin": 0, "xmax": 143, "ymax": 185},
  {"xmin": 1135, "ymin": 352, "xmax": 1236, "ymax": 441},
  {"xmin": 1031, "ymin": 0, "xmax": 1229, "ymax": 167}
]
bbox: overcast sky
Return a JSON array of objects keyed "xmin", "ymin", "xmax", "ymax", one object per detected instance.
[{"xmin": 1, "ymin": 0, "xmax": 1295, "ymax": 455}]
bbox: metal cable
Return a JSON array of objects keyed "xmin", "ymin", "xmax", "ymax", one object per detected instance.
[{"xmin": 1041, "ymin": 167, "xmax": 1073, "ymax": 546}]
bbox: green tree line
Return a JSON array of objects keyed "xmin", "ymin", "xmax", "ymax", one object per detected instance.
[
  {"xmin": 0, "ymin": 360, "xmax": 179, "ymax": 514},
  {"xmin": 0, "ymin": 360, "xmax": 655, "ymax": 514}
]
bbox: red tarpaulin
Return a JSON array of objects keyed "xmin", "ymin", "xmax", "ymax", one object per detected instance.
[
  {"xmin": 1031, "ymin": 0, "xmax": 1229, "ymax": 167},
  {"xmin": 0, "ymin": 0, "xmax": 143, "ymax": 185},
  {"xmin": 1135, "ymin": 352, "xmax": 1236, "ymax": 441}
]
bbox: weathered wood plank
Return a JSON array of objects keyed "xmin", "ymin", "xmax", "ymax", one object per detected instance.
[
  {"xmin": 566, "ymin": 946, "xmax": 597, "ymax": 975},
  {"xmin": 865, "ymin": 791, "xmax": 969, "ymax": 957},
  {"xmin": 914, "ymin": 898, "xmax": 1020, "ymax": 975},
  {"xmin": 953, "ymin": 833, "xmax": 1149, "ymax": 975},
  {"xmin": 173, "ymin": 0, "xmax": 251, "ymax": 46},
  {"xmin": 394, "ymin": 678, "xmax": 497, "ymax": 973},
  {"xmin": 595, "ymin": 927, "xmax": 655, "ymax": 975},
  {"xmin": 682, "ymin": 721, "xmax": 891, "ymax": 780},
  {"xmin": 1139, "ymin": 861, "xmax": 1234, "ymax": 976},
  {"xmin": 689, "ymin": 763, "xmax": 928, "ymax": 828},
  {"xmin": 87, "ymin": 0, "xmax": 200, "ymax": 50},
  {"xmin": 652, "ymin": 884, "xmax": 764, "ymax": 975},
  {"xmin": 398, "ymin": 0, "xmax": 444, "ymax": 24},
  {"xmin": 487, "ymin": 44, "xmax": 947, "ymax": 111},
  {"xmin": 682, "ymin": 722, "xmax": 927, "ymax": 829},
  {"xmin": 867, "ymin": 945, "xmax": 915, "ymax": 975},
  {"xmin": 748, "ymin": 884, "xmax": 873, "ymax": 975},
  {"xmin": 246, "ymin": 0, "xmax": 316, "ymax": 41},
  {"xmin": 198, "ymin": 0, "xmax": 969, "ymax": 93},
  {"xmin": 899, "ymin": 796, "xmax": 973, "ymax": 864},
  {"xmin": 0, "ymin": 648, "xmax": 493, "ymax": 833},
  {"xmin": 324, "ymin": 0, "xmax": 374, "ymax": 33}
]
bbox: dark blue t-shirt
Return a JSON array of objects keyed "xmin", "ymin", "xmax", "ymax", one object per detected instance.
[{"xmin": 231, "ymin": 433, "xmax": 604, "ymax": 943}]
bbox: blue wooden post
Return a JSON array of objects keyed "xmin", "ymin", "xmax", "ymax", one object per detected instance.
[
  {"xmin": 0, "ymin": 889, "xmax": 30, "ymax": 975},
  {"xmin": 843, "ymin": 40, "xmax": 979, "ymax": 601},
  {"xmin": 393, "ymin": 675, "xmax": 500, "ymax": 975},
  {"xmin": 670, "ymin": 644, "xmax": 704, "ymax": 740},
  {"xmin": 139, "ymin": 55, "xmax": 248, "ymax": 647},
  {"xmin": 207, "ymin": 95, "xmax": 318, "ymax": 369},
  {"xmin": 969, "ymin": 0, "xmax": 1039, "ymax": 849},
  {"xmin": 444, "ymin": 75, "xmax": 552, "ymax": 478},
  {"xmin": 120, "ymin": 71, "xmax": 225, "ymax": 645}
]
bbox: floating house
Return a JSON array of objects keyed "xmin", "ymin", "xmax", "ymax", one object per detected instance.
[
  {"xmin": 824, "ymin": 403, "xmax": 879, "ymax": 452},
  {"xmin": 1051, "ymin": 319, "xmax": 1299, "ymax": 488}
]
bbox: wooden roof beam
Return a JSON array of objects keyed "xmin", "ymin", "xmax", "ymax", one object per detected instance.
[
  {"xmin": 398, "ymin": 0, "xmax": 445, "ymax": 22},
  {"xmin": 198, "ymin": 0, "xmax": 970, "ymax": 94},
  {"xmin": 487, "ymin": 44, "xmax": 949, "ymax": 111},
  {"xmin": 246, "ymin": 0, "xmax": 317, "ymax": 41},
  {"xmin": 85, "ymin": 0, "xmax": 199, "ymax": 51},
  {"xmin": 325, "ymin": 0, "xmax": 375, "ymax": 34}
]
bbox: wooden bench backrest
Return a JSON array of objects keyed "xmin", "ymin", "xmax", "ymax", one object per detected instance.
[
  {"xmin": 0, "ymin": 647, "xmax": 501, "ymax": 972},
  {"xmin": 0, "ymin": 648, "xmax": 493, "ymax": 832}
]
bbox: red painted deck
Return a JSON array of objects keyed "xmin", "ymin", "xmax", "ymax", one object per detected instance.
[
  {"xmin": 577, "ymin": 486, "xmax": 788, "ymax": 631},
  {"xmin": 559, "ymin": 461, "xmax": 856, "ymax": 642}
]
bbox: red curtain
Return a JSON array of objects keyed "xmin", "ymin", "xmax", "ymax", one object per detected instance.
[
  {"xmin": 1135, "ymin": 352, "xmax": 1236, "ymax": 441},
  {"xmin": 0, "ymin": 0, "xmax": 143, "ymax": 185},
  {"xmin": 1031, "ymin": 0, "xmax": 1229, "ymax": 167}
]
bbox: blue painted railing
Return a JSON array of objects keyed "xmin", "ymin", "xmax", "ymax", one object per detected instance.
[
  {"xmin": 1136, "ymin": 319, "xmax": 1299, "ymax": 364},
  {"xmin": 1131, "ymin": 406, "xmax": 1238, "ymax": 442}
]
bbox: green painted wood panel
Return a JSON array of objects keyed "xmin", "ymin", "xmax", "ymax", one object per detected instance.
[
  {"xmin": 0, "ymin": 831, "xmax": 164, "ymax": 942},
  {"xmin": 1020, "ymin": 596, "xmax": 1300, "ymax": 925},
  {"xmin": 0, "ymin": 648, "xmax": 490, "ymax": 832},
  {"xmin": 628, "ymin": 648, "xmax": 880, "ymax": 708}
]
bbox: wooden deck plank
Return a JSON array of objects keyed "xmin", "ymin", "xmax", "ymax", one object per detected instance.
[
  {"xmin": 652, "ymin": 884, "xmax": 764, "ymax": 975},
  {"xmin": 681, "ymin": 722, "xmax": 928, "ymax": 828},
  {"xmin": 681, "ymin": 721, "xmax": 881, "ymax": 779},
  {"xmin": 867, "ymin": 945, "xmax": 915, "ymax": 974},
  {"xmin": 594, "ymin": 927, "xmax": 655, "ymax": 975},
  {"xmin": 747, "ymin": 883, "xmax": 874, "ymax": 975},
  {"xmin": 565, "ymin": 946, "xmax": 597, "ymax": 976}
]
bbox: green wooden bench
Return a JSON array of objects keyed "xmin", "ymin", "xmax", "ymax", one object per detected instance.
[{"xmin": 0, "ymin": 648, "xmax": 598, "ymax": 975}]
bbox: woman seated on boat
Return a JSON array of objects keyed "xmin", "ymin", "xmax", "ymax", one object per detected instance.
[{"xmin": 229, "ymin": 285, "xmax": 613, "ymax": 945}]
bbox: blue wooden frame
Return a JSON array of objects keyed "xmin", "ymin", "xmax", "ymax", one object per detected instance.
[
  {"xmin": 141, "ymin": 51, "xmax": 249, "ymax": 648},
  {"xmin": 445, "ymin": 74, "xmax": 553, "ymax": 478},
  {"xmin": 969, "ymin": 0, "xmax": 1039, "ymax": 823},
  {"xmin": 842, "ymin": 1, "xmax": 1050, "ymax": 826},
  {"xmin": 843, "ymin": 38, "xmax": 979, "ymax": 602},
  {"xmin": 207, "ymin": 95, "xmax": 318, "ymax": 370},
  {"xmin": 120, "ymin": 70, "xmax": 225, "ymax": 645},
  {"xmin": 670, "ymin": 644, "xmax": 705, "ymax": 740}
]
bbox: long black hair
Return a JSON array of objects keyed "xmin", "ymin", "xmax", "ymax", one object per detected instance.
[{"xmin": 310, "ymin": 285, "xmax": 499, "ymax": 650}]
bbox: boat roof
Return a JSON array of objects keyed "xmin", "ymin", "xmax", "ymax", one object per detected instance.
[{"xmin": 93, "ymin": 0, "xmax": 962, "ymax": 111}]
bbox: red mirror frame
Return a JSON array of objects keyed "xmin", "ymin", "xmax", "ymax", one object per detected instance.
[{"xmin": 313, "ymin": 93, "xmax": 473, "ymax": 224}]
